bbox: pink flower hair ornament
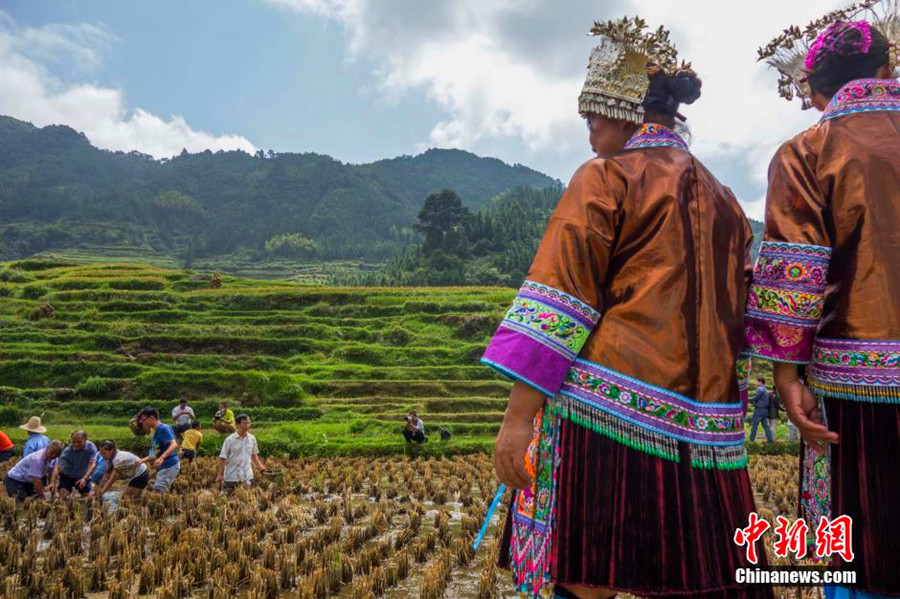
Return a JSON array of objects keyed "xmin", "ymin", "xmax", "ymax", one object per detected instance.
[{"xmin": 805, "ymin": 19, "xmax": 874, "ymax": 71}]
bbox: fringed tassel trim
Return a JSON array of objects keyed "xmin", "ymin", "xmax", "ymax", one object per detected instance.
[
  {"xmin": 554, "ymin": 394, "xmax": 680, "ymax": 462},
  {"xmin": 808, "ymin": 379, "xmax": 900, "ymax": 404},
  {"xmin": 689, "ymin": 443, "xmax": 749, "ymax": 471},
  {"xmin": 578, "ymin": 97, "xmax": 644, "ymax": 124},
  {"xmin": 552, "ymin": 395, "xmax": 748, "ymax": 471}
]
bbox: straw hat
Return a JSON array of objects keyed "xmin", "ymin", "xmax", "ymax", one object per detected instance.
[{"xmin": 19, "ymin": 416, "xmax": 47, "ymax": 434}]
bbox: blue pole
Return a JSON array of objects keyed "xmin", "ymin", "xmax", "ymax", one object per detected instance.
[{"xmin": 472, "ymin": 483, "xmax": 506, "ymax": 551}]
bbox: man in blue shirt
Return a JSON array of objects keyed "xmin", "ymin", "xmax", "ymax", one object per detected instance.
[
  {"xmin": 50, "ymin": 430, "xmax": 98, "ymax": 500},
  {"xmin": 137, "ymin": 407, "xmax": 180, "ymax": 493},
  {"xmin": 19, "ymin": 416, "xmax": 50, "ymax": 456}
]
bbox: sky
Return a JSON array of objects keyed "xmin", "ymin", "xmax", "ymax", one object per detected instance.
[{"xmin": 0, "ymin": 0, "xmax": 848, "ymax": 220}]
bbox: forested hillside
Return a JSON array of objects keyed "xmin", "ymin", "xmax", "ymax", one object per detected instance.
[{"xmin": 0, "ymin": 116, "xmax": 558, "ymax": 268}]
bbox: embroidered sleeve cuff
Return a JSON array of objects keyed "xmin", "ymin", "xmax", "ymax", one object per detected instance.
[
  {"xmin": 744, "ymin": 241, "xmax": 831, "ymax": 364},
  {"xmin": 480, "ymin": 281, "xmax": 601, "ymax": 397}
]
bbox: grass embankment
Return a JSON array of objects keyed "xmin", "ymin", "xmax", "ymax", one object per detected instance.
[
  {"xmin": 0, "ymin": 259, "xmax": 795, "ymax": 457},
  {"xmin": 33, "ymin": 244, "xmax": 382, "ymax": 283},
  {"xmin": 0, "ymin": 260, "xmax": 512, "ymax": 456}
]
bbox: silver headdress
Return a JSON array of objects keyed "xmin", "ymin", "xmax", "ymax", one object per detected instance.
[
  {"xmin": 578, "ymin": 17, "xmax": 688, "ymax": 124},
  {"xmin": 758, "ymin": 0, "xmax": 900, "ymax": 108}
]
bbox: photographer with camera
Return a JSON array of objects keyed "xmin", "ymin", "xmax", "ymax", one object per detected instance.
[{"xmin": 402, "ymin": 411, "xmax": 425, "ymax": 444}]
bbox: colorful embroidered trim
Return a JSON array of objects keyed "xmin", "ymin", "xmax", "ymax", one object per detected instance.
[
  {"xmin": 624, "ymin": 123, "xmax": 689, "ymax": 150},
  {"xmin": 800, "ymin": 397, "xmax": 831, "ymax": 561},
  {"xmin": 481, "ymin": 281, "xmax": 601, "ymax": 397},
  {"xmin": 737, "ymin": 354, "xmax": 751, "ymax": 415},
  {"xmin": 499, "ymin": 281, "xmax": 598, "ymax": 360},
  {"xmin": 808, "ymin": 338, "xmax": 900, "ymax": 403},
  {"xmin": 557, "ymin": 360, "xmax": 747, "ymax": 470},
  {"xmin": 510, "ymin": 406, "xmax": 560, "ymax": 599},
  {"xmin": 745, "ymin": 241, "xmax": 832, "ymax": 364},
  {"xmin": 822, "ymin": 78, "xmax": 900, "ymax": 121}
]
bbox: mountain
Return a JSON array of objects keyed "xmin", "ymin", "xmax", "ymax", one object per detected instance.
[{"xmin": 0, "ymin": 116, "xmax": 559, "ymax": 267}]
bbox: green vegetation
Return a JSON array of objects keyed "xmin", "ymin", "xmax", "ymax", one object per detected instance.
[
  {"xmin": 0, "ymin": 260, "xmax": 515, "ymax": 455},
  {"xmin": 0, "ymin": 115, "xmax": 557, "ymax": 275},
  {"xmin": 362, "ymin": 185, "xmax": 562, "ymax": 286}
]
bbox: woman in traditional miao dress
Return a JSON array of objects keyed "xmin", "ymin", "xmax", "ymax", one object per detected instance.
[
  {"xmin": 481, "ymin": 17, "xmax": 773, "ymax": 599},
  {"xmin": 751, "ymin": 3, "xmax": 900, "ymax": 597}
]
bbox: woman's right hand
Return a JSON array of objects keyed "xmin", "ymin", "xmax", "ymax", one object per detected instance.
[
  {"xmin": 774, "ymin": 362, "xmax": 838, "ymax": 453},
  {"xmin": 493, "ymin": 414, "xmax": 534, "ymax": 490}
]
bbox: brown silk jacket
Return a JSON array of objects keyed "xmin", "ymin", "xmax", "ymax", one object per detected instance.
[
  {"xmin": 745, "ymin": 78, "xmax": 900, "ymax": 404},
  {"xmin": 482, "ymin": 123, "xmax": 750, "ymax": 469}
]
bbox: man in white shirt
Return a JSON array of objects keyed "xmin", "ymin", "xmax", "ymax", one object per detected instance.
[
  {"xmin": 216, "ymin": 414, "xmax": 266, "ymax": 494},
  {"xmin": 171, "ymin": 398, "xmax": 195, "ymax": 435}
]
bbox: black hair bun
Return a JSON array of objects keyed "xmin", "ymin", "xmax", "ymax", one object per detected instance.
[{"xmin": 669, "ymin": 70, "xmax": 702, "ymax": 105}]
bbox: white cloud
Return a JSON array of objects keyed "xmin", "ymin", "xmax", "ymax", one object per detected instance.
[
  {"xmin": 0, "ymin": 11, "xmax": 255, "ymax": 158},
  {"xmin": 267, "ymin": 0, "xmax": 604, "ymax": 157},
  {"xmin": 266, "ymin": 0, "xmax": 850, "ymax": 218}
]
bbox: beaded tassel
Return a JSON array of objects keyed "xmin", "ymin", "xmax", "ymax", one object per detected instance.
[
  {"xmin": 553, "ymin": 395, "xmax": 747, "ymax": 471},
  {"xmin": 689, "ymin": 443, "xmax": 748, "ymax": 470},
  {"xmin": 553, "ymin": 395, "xmax": 680, "ymax": 463},
  {"xmin": 808, "ymin": 380, "xmax": 900, "ymax": 404},
  {"xmin": 577, "ymin": 98, "xmax": 644, "ymax": 124}
]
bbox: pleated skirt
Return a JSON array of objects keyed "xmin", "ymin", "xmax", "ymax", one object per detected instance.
[
  {"xmin": 820, "ymin": 397, "xmax": 900, "ymax": 597},
  {"xmin": 500, "ymin": 419, "xmax": 774, "ymax": 598}
]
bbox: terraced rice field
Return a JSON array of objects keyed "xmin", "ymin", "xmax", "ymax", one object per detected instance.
[
  {"xmin": 34, "ymin": 247, "xmax": 383, "ymax": 284},
  {"xmin": 0, "ymin": 260, "xmax": 513, "ymax": 455}
]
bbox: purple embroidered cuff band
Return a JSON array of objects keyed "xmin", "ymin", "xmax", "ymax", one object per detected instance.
[
  {"xmin": 481, "ymin": 281, "xmax": 601, "ymax": 397},
  {"xmin": 808, "ymin": 338, "xmax": 900, "ymax": 403},
  {"xmin": 745, "ymin": 241, "xmax": 832, "ymax": 364}
]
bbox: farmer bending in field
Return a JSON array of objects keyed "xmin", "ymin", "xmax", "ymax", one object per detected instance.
[
  {"xmin": 94, "ymin": 440, "xmax": 149, "ymax": 499},
  {"xmin": 49, "ymin": 430, "xmax": 97, "ymax": 500},
  {"xmin": 136, "ymin": 407, "xmax": 181, "ymax": 493},
  {"xmin": 213, "ymin": 401, "xmax": 236, "ymax": 434},
  {"xmin": 180, "ymin": 420, "xmax": 202, "ymax": 463},
  {"xmin": 4, "ymin": 441, "xmax": 63, "ymax": 501},
  {"xmin": 217, "ymin": 414, "xmax": 265, "ymax": 494}
]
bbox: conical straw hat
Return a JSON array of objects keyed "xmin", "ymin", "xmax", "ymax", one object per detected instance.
[{"xmin": 19, "ymin": 416, "xmax": 47, "ymax": 434}]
